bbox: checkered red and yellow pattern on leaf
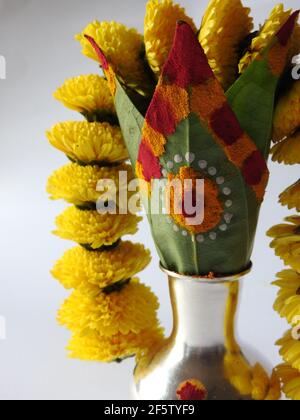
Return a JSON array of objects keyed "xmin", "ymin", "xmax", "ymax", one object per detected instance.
[{"xmin": 137, "ymin": 22, "xmax": 269, "ymax": 202}]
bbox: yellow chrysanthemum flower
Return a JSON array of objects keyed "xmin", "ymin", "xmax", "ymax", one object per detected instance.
[
  {"xmin": 273, "ymin": 270, "xmax": 300, "ymax": 324},
  {"xmin": 52, "ymin": 241, "xmax": 151, "ymax": 295},
  {"xmin": 199, "ymin": 0, "xmax": 253, "ymax": 89},
  {"xmin": 285, "ymin": 215, "xmax": 300, "ymax": 225},
  {"xmin": 239, "ymin": 4, "xmax": 291, "ymax": 74},
  {"xmin": 280, "ymin": 180, "xmax": 300, "ymax": 211},
  {"xmin": 58, "ymin": 278, "xmax": 160, "ymax": 337},
  {"xmin": 267, "ymin": 218, "xmax": 299, "ymax": 238},
  {"xmin": 53, "ymin": 74, "xmax": 115, "ymax": 116},
  {"xmin": 277, "ymin": 330, "xmax": 300, "ymax": 372},
  {"xmin": 271, "ymin": 132, "xmax": 300, "ymax": 165},
  {"xmin": 46, "ymin": 121, "xmax": 128, "ymax": 165},
  {"xmin": 273, "ymin": 81, "xmax": 300, "ymax": 143},
  {"xmin": 47, "ymin": 162, "xmax": 134, "ymax": 207},
  {"xmin": 54, "ymin": 206, "xmax": 141, "ymax": 249},
  {"xmin": 223, "ymin": 354, "xmax": 280, "ymax": 400},
  {"xmin": 276, "ymin": 363, "xmax": 300, "ymax": 400},
  {"xmin": 76, "ymin": 21, "xmax": 148, "ymax": 92},
  {"xmin": 251, "ymin": 364, "xmax": 279, "ymax": 401},
  {"xmin": 67, "ymin": 327, "xmax": 164, "ymax": 363},
  {"xmin": 144, "ymin": 0, "xmax": 196, "ymax": 76},
  {"xmin": 264, "ymin": 370, "xmax": 282, "ymax": 401},
  {"xmin": 268, "ymin": 216, "xmax": 300, "ymax": 271}
]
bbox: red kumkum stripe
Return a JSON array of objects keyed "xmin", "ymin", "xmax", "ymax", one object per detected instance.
[
  {"xmin": 146, "ymin": 90, "xmax": 177, "ymax": 136},
  {"xmin": 242, "ymin": 151, "xmax": 266, "ymax": 186},
  {"xmin": 137, "ymin": 141, "xmax": 162, "ymax": 182},
  {"xmin": 84, "ymin": 35, "xmax": 109, "ymax": 71},
  {"xmin": 163, "ymin": 21, "xmax": 214, "ymax": 89},
  {"xmin": 210, "ymin": 103, "xmax": 244, "ymax": 145},
  {"xmin": 276, "ymin": 11, "xmax": 300, "ymax": 46}
]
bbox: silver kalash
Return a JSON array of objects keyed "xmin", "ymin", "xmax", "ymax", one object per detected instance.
[{"xmin": 134, "ymin": 264, "xmax": 271, "ymax": 401}]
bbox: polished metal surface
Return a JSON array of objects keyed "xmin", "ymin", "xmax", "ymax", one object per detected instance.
[{"xmin": 134, "ymin": 264, "xmax": 271, "ymax": 401}]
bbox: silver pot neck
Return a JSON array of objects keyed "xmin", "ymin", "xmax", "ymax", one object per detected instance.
[
  {"xmin": 160, "ymin": 262, "xmax": 252, "ymax": 284},
  {"xmin": 161, "ymin": 263, "xmax": 252, "ymax": 348}
]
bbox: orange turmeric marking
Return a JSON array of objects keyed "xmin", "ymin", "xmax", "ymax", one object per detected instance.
[
  {"xmin": 190, "ymin": 79, "xmax": 225, "ymax": 120},
  {"xmin": 167, "ymin": 166, "xmax": 223, "ymax": 234},
  {"xmin": 106, "ymin": 67, "xmax": 117, "ymax": 97},
  {"xmin": 142, "ymin": 122, "xmax": 166, "ymax": 157},
  {"xmin": 157, "ymin": 84, "xmax": 190, "ymax": 124},
  {"xmin": 268, "ymin": 43, "xmax": 288, "ymax": 76},
  {"xmin": 136, "ymin": 161, "xmax": 146, "ymax": 181},
  {"xmin": 226, "ymin": 134, "xmax": 258, "ymax": 168},
  {"xmin": 251, "ymin": 172, "xmax": 269, "ymax": 203},
  {"xmin": 204, "ymin": 272, "xmax": 216, "ymax": 280}
]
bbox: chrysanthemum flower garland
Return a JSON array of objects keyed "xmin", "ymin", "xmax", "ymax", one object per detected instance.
[
  {"xmin": 217, "ymin": 283, "xmax": 280, "ymax": 400},
  {"xmin": 267, "ymin": 75, "xmax": 300, "ymax": 399},
  {"xmin": 47, "ymin": 74, "xmax": 164, "ymax": 363}
]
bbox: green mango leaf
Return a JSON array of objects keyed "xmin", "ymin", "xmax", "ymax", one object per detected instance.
[
  {"xmin": 114, "ymin": 80, "xmax": 144, "ymax": 166},
  {"xmin": 226, "ymin": 11, "xmax": 300, "ymax": 159},
  {"xmin": 226, "ymin": 60, "xmax": 277, "ymax": 159}
]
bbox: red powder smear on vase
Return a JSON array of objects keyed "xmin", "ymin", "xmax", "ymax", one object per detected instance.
[{"xmin": 177, "ymin": 381, "xmax": 207, "ymax": 401}]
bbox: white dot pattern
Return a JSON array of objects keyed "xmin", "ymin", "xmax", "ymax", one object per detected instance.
[
  {"xmin": 225, "ymin": 200, "xmax": 233, "ymax": 208},
  {"xmin": 198, "ymin": 160, "xmax": 207, "ymax": 169},
  {"xmin": 174, "ymin": 155, "xmax": 183, "ymax": 163},
  {"xmin": 196, "ymin": 235, "xmax": 204, "ymax": 243},
  {"xmin": 223, "ymin": 187, "xmax": 232, "ymax": 196},
  {"xmin": 185, "ymin": 153, "xmax": 195, "ymax": 163},
  {"xmin": 208, "ymin": 167, "xmax": 217, "ymax": 176},
  {"xmin": 216, "ymin": 177, "xmax": 225, "ymax": 185},
  {"xmin": 224, "ymin": 213, "xmax": 233, "ymax": 224}
]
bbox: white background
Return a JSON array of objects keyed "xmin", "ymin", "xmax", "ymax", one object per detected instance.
[{"xmin": 0, "ymin": 0, "xmax": 299, "ymax": 400}]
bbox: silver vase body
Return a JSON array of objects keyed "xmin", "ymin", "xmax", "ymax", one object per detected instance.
[{"xmin": 134, "ymin": 265, "xmax": 272, "ymax": 401}]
